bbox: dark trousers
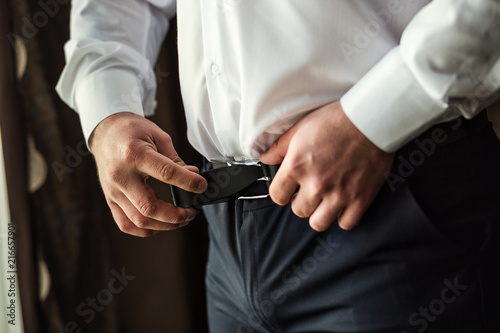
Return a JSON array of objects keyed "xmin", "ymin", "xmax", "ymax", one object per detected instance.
[{"xmin": 202, "ymin": 117, "xmax": 500, "ymax": 333}]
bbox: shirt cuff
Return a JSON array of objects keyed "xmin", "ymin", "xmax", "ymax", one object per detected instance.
[
  {"xmin": 340, "ymin": 47, "xmax": 448, "ymax": 153},
  {"xmin": 74, "ymin": 68, "xmax": 157, "ymax": 145}
]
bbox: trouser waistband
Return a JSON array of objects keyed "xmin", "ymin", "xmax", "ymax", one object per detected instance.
[{"xmin": 172, "ymin": 110, "xmax": 490, "ymax": 209}]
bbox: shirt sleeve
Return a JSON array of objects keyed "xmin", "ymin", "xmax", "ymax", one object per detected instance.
[
  {"xmin": 340, "ymin": 0, "xmax": 500, "ymax": 152},
  {"xmin": 56, "ymin": 0, "xmax": 176, "ymax": 144}
]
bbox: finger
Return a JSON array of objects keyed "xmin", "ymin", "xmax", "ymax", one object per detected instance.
[
  {"xmin": 259, "ymin": 125, "xmax": 298, "ymax": 165},
  {"xmin": 154, "ymin": 131, "xmax": 184, "ymax": 160},
  {"xmin": 337, "ymin": 200, "xmax": 366, "ymax": 230},
  {"xmin": 259, "ymin": 144, "xmax": 286, "ymax": 165},
  {"xmin": 136, "ymin": 150, "xmax": 207, "ymax": 193},
  {"xmin": 120, "ymin": 176, "xmax": 197, "ymax": 223},
  {"xmin": 290, "ymin": 184, "xmax": 322, "ymax": 218},
  {"xmin": 183, "ymin": 165, "xmax": 200, "ymax": 173},
  {"xmin": 109, "ymin": 202, "xmax": 161, "ymax": 237},
  {"xmin": 268, "ymin": 166, "xmax": 300, "ymax": 205},
  {"xmin": 154, "ymin": 132, "xmax": 200, "ymax": 174},
  {"xmin": 116, "ymin": 191, "xmax": 193, "ymax": 231},
  {"xmin": 308, "ymin": 195, "xmax": 345, "ymax": 232}
]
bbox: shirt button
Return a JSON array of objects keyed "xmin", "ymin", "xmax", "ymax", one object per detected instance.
[{"xmin": 211, "ymin": 63, "xmax": 221, "ymax": 75}]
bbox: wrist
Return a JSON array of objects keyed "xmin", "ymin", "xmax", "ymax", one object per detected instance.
[{"xmin": 88, "ymin": 112, "xmax": 141, "ymax": 154}]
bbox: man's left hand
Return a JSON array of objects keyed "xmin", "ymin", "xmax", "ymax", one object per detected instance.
[{"xmin": 260, "ymin": 101, "xmax": 394, "ymax": 231}]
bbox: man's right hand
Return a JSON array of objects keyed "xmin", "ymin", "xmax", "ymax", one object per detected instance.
[{"xmin": 89, "ymin": 112, "xmax": 208, "ymax": 237}]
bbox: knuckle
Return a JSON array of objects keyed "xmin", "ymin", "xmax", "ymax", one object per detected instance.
[
  {"xmin": 270, "ymin": 191, "xmax": 287, "ymax": 206},
  {"xmin": 330, "ymin": 191, "xmax": 346, "ymax": 206},
  {"xmin": 159, "ymin": 163, "xmax": 176, "ymax": 182},
  {"xmin": 103, "ymin": 188, "xmax": 118, "ymax": 202},
  {"xmin": 122, "ymin": 142, "xmax": 139, "ymax": 164},
  {"xmin": 170, "ymin": 155, "xmax": 184, "ymax": 165},
  {"xmin": 287, "ymin": 156, "xmax": 305, "ymax": 173},
  {"xmin": 131, "ymin": 217, "xmax": 149, "ymax": 229},
  {"xmin": 108, "ymin": 167, "xmax": 127, "ymax": 185},
  {"xmin": 163, "ymin": 133, "xmax": 173, "ymax": 145},
  {"xmin": 116, "ymin": 219, "xmax": 151, "ymax": 237},
  {"xmin": 291, "ymin": 204, "xmax": 308, "ymax": 218},
  {"xmin": 116, "ymin": 220, "xmax": 134, "ymax": 234},
  {"xmin": 137, "ymin": 198, "xmax": 157, "ymax": 217},
  {"xmin": 309, "ymin": 182, "xmax": 325, "ymax": 198}
]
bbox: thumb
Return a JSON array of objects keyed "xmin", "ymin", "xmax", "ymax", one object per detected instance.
[{"xmin": 260, "ymin": 129, "xmax": 294, "ymax": 165}]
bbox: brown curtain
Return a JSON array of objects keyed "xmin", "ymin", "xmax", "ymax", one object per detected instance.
[
  {"xmin": 3, "ymin": 0, "xmax": 209, "ymax": 332},
  {"xmin": 6, "ymin": 0, "xmax": 497, "ymax": 331},
  {"xmin": 1, "ymin": 1, "xmax": 40, "ymax": 332}
]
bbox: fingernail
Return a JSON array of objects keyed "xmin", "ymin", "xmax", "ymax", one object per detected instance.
[
  {"xmin": 197, "ymin": 181, "xmax": 207, "ymax": 192},
  {"xmin": 179, "ymin": 221, "xmax": 190, "ymax": 228}
]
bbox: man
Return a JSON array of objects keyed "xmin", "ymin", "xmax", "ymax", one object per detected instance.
[{"xmin": 57, "ymin": 0, "xmax": 500, "ymax": 332}]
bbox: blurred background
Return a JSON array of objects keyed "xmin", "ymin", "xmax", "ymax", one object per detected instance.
[
  {"xmin": 1, "ymin": 0, "xmax": 209, "ymax": 332},
  {"xmin": 1, "ymin": 1, "xmax": 500, "ymax": 333}
]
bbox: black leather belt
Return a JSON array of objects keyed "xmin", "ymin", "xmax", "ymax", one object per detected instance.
[
  {"xmin": 172, "ymin": 111, "xmax": 490, "ymax": 209},
  {"xmin": 171, "ymin": 162, "xmax": 279, "ymax": 209}
]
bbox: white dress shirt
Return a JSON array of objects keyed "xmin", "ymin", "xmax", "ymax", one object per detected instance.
[{"xmin": 56, "ymin": 0, "xmax": 500, "ymax": 162}]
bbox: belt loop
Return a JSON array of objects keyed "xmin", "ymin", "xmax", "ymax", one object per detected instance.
[
  {"xmin": 171, "ymin": 160, "xmax": 281, "ymax": 207},
  {"xmin": 261, "ymin": 164, "xmax": 279, "ymax": 188}
]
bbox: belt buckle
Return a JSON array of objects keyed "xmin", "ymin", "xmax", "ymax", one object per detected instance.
[{"xmin": 227, "ymin": 160, "xmax": 273, "ymax": 200}]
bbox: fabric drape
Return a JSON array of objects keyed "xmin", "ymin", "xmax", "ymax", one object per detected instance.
[{"xmin": 3, "ymin": 0, "xmax": 209, "ymax": 332}]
